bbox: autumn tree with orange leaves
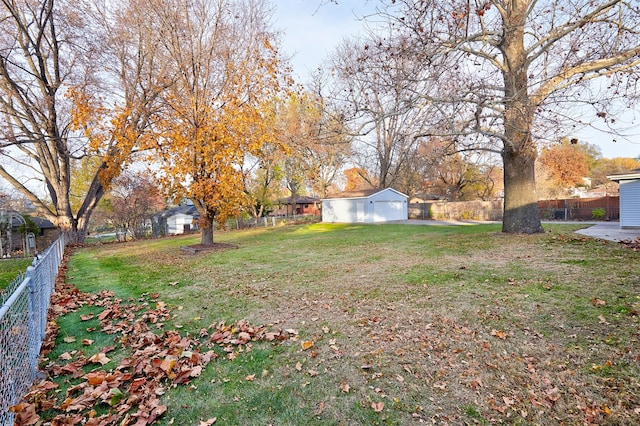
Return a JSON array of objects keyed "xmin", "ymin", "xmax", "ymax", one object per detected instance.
[
  {"xmin": 0, "ymin": 0, "xmax": 166, "ymax": 242},
  {"xmin": 146, "ymin": 0, "xmax": 287, "ymax": 245}
]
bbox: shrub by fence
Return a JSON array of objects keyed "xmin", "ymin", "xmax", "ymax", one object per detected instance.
[{"xmin": 0, "ymin": 235, "xmax": 67, "ymax": 424}]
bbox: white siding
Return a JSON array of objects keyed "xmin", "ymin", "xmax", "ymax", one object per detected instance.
[
  {"xmin": 167, "ymin": 213, "xmax": 195, "ymax": 234},
  {"xmin": 619, "ymin": 179, "xmax": 640, "ymax": 228},
  {"xmin": 322, "ymin": 188, "xmax": 408, "ymax": 223},
  {"xmin": 322, "ymin": 199, "xmax": 360, "ymax": 223}
]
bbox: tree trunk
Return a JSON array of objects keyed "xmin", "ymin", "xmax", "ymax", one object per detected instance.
[
  {"xmin": 499, "ymin": 0, "xmax": 544, "ymax": 234},
  {"xmin": 199, "ymin": 212, "xmax": 215, "ymax": 245},
  {"xmin": 502, "ymin": 147, "xmax": 544, "ymax": 234}
]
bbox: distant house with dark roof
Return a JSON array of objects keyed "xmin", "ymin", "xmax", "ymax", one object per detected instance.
[
  {"xmin": 1, "ymin": 213, "xmax": 57, "ymax": 256},
  {"xmin": 152, "ymin": 204, "xmax": 199, "ymax": 236},
  {"xmin": 271, "ymin": 196, "xmax": 321, "ymax": 217},
  {"xmin": 321, "ymin": 188, "xmax": 408, "ymax": 223}
]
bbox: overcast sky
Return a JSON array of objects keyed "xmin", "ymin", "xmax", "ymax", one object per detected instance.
[{"xmin": 272, "ymin": 0, "xmax": 640, "ymax": 160}]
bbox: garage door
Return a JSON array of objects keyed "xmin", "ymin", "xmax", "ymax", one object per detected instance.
[{"xmin": 373, "ymin": 201, "xmax": 404, "ymax": 222}]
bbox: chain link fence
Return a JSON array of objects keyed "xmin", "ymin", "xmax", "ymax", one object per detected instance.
[{"xmin": 0, "ymin": 235, "xmax": 66, "ymax": 425}]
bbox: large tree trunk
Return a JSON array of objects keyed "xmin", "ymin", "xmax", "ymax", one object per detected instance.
[
  {"xmin": 502, "ymin": 147, "xmax": 544, "ymax": 234},
  {"xmin": 199, "ymin": 211, "xmax": 215, "ymax": 245},
  {"xmin": 499, "ymin": 0, "xmax": 544, "ymax": 234},
  {"xmin": 201, "ymin": 225, "xmax": 214, "ymax": 245}
]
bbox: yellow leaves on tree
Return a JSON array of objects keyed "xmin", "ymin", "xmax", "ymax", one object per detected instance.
[{"xmin": 150, "ymin": 0, "xmax": 288, "ymax": 245}]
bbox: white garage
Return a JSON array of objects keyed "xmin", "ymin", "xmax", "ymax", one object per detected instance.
[
  {"xmin": 608, "ymin": 171, "xmax": 640, "ymax": 229},
  {"xmin": 322, "ymin": 188, "xmax": 408, "ymax": 223}
]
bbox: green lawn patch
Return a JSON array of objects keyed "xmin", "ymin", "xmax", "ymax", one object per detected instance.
[{"xmin": 0, "ymin": 257, "xmax": 33, "ymax": 291}]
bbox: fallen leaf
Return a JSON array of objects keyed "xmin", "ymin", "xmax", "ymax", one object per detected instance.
[
  {"xmin": 491, "ymin": 329, "xmax": 508, "ymax": 339},
  {"xmin": 301, "ymin": 341, "xmax": 314, "ymax": 351},
  {"xmin": 340, "ymin": 379, "xmax": 350, "ymax": 393},
  {"xmin": 598, "ymin": 314, "xmax": 610, "ymax": 324},
  {"xmin": 371, "ymin": 401, "xmax": 384, "ymax": 412},
  {"xmin": 88, "ymin": 352, "xmax": 110, "ymax": 365},
  {"xmin": 591, "ymin": 298, "xmax": 606, "ymax": 307},
  {"xmin": 63, "ymin": 336, "xmax": 77, "ymax": 343},
  {"xmin": 245, "ymin": 374, "xmax": 256, "ymax": 381},
  {"xmin": 80, "ymin": 314, "xmax": 94, "ymax": 321},
  {"xmin": 82, "ymin": 339, "xmax": 94, "ymax": 346},
  {"xmin": 199, "ymin": 419, "xmax": 216, "ymax": 426},
  {"xmin": 295, "ymin": 362, "xmax": 303, "ymax": 371}
]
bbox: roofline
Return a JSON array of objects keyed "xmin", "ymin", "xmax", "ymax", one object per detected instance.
[
  {"xmin": 607, "ymin": 173, "xmax": 640, "ymax": 182},
  {"xmin": 322, "ymin": 187, "xmax": 409, "ymax": 201}
]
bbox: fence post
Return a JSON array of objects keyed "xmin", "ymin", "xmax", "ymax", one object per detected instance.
[{"xmin": 25, "ymin": 266, "xmax": 39, "ymax": 378}]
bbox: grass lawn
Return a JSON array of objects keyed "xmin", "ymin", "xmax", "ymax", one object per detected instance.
[
  {"xmin": 23, "ymin": 223, "xmax": 640, "ymax": 425},
  {"xmin": 0, "ymin": 257, "xmax": 33, "ymax": 291}
]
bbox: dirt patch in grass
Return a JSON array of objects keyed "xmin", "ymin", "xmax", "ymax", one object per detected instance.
[{"xmin": 180, "ymin": 242, "xmax": 237, "ymax": 254}]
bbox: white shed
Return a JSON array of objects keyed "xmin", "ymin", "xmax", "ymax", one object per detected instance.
[
  {"xmin": 322, "ymin": 188, "xmax": 409, "ymax": 223},
  {"xmin": 608, "ymin": 171, "xmax": 640, "ymax": 229},
  {"xmin": 153, "ymin": 204, "xmax": 199, "ymax": 236}
]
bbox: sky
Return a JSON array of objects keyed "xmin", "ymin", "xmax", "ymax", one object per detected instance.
[{"xmin": 272, "ymin": 0, "xmax": 640, "ymax": 160}]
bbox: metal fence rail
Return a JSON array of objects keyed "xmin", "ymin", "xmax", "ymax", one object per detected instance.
[{"xmin": 0, "ymin": 235, "xmax": 66, "ymax": 425}]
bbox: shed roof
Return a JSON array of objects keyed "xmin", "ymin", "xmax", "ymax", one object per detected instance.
[
  {"xmin": 323, "ymin": 187, "xmax": 408, "ymax": 200},
  {"xmin": 155, "ymin": 204, "xmax": 199, "ymax": 219},
  {"xmin": 607, "ymin": 169, "xmax": 640, "ymax": 182},
  {"xmin": 278, "ymin": 196, "xmax": 321, "ymax": 204}
]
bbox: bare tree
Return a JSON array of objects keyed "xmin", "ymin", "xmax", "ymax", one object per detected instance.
[
  {"xmin": 379, "ymin": 0, "xmax": 640, "ymax": 233},
  {"xmin": 104, "ymin": 172, "xmax": 165, "ymax": 240},
  {"xmin": 330, "ymin": 32, "xmax": 444, "ymax": 190}
]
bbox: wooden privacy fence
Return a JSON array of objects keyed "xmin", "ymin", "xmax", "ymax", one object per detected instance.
[
  {"xmin": 538, "ymin": 196, "xmax": 619, "ymax": 221},
  {"xmin": 410, "ymin": 196, "xmax": 620, "ymax": 222}
]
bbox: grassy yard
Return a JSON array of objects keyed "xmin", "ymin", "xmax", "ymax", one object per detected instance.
[
  {"xmin": 0, "ymin": 257, "xmax": 33, "ymax": 291},
  {"xmin": 22, "ymin": 223, "xmax": 640, "ymax": 425}
]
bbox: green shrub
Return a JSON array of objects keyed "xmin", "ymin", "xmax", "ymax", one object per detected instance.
[{"xmin": 592, "ymin": 207, "xmax": 606, "ymax": 220}]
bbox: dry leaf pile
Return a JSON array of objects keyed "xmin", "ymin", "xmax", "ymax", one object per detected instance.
[{"xmin": 11, "ymin": 274, "xmax": 293, "ymax": 425}]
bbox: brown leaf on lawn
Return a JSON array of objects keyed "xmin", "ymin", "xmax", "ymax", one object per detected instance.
[
  {"xmin": 160, "ymin": 357, "xmax": 177, "ymax": 375},
  {"xmin": 63, "ymin": 336, "xmax": 76, "ymax": 343},
  {"xmin": 591, "ymin": 298, "xmax": 606, "ymax": 307},
  {"xmin": 82, "ymin": 339, "xmax": 94, "ymax": 346},
  {"xmin": 340, "ymin": 379, "xmax": 350, "ymax": 393},
  {"xmin": 9, "ymin": 402, "xmax": 40, "ymax": 426},
  {"xmin": 85, "ymin": 371, "xmax": 106, "ymax": 386},
  {"xmin": 491, "ymin": 329, "xmax": 508, "ymax": 339},
  {"xmin": 88, "ymin": 352, "xmax": 110, "ymax": 365},
  {"xmin": 199, "ymin": 418, "xmax": 217, "ymax": 425},
  {"xmin": 80, "ymin": 313, "xmax": 94, "ymax": 321},
  {"xmin": 598, "ymin": 314, "xmax": 610, "ymax": 324},
  {"xmin": 245, "ymin": 374, "xmax": 256, "ymax": 381},
  {"xmin": 371, "ymin": 401, "xmax": 384, "ymax": 412},
  {"xmin": 301, "ymin": 340, "xmax": 314, "ymax": 351}
]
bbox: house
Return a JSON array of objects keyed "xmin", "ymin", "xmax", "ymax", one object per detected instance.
[
  {"xmin": 607, "ymin": 170, "xmax": 640, "ymax": 228},
  {"xmin": 322, "ymin": 188, "xmax": 409, "ymax": 223},
  {"xmin": 153, "ymin": 204, "xmax": 199, "ymax": 236},
  {"xmin": 271, "ymin": 196, "xmax": 321, "ymax": 217},
  {"xmin": 0, "ymin": 212, "xmax": 57, "ymax": 256}
]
